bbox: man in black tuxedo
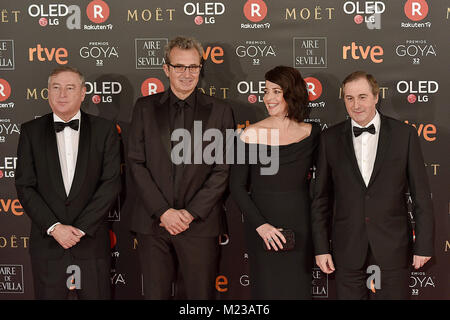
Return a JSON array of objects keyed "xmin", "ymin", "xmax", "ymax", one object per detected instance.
[
  {"xmin": 128, "ymin": 36, "xmax": 234, "ymax": 299},
  {"xmin": 311, "ymin": 71, "xmax": 434, "ymax": 299},
  {"xmin": 15, "ymin": 66, "xmax": 121, "ymax": 299}
]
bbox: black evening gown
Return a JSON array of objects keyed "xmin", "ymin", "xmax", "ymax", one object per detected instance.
[{"xmin": 230, "ymin": 123, "xmax": 320, "ymax": 299}]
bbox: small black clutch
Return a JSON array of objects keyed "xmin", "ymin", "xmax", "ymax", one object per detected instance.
[{"xmin": 263, "ymin": 229, "xmax": 295, "ymax": 251}]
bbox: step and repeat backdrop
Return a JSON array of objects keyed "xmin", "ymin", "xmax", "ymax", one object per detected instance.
[{"xmin": 0, "ymin": 0, "xmax": 449, "ymax": 299}]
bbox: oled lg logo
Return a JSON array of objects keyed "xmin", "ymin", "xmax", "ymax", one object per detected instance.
[
  {"xmin": 0, "ymin": 157, "xmax": 17, "ymax": 179},
  {"xmin": 402, "ymin": 0, "xmax": 430, "ymax": 28},
  {"xmin": 183, "ymin": 2, "xmax": 225, "ymax": 25},
  {"xmin": 342, "ymin": 42, "xmax": 383, "ymax": 63},
  {"xmin": 396, "ymin": 80, "xmax": 438, "ymax": 103},
  {"xmin": 141, "ymin": 78, "xmax": 165, "ymax": 96},
  {"xmin": 237, "ymin": 80, "xmax": 265, "ymax": 103},
  {"xmin": 85, "ymin": 81, "xmax": 122, "ymax": 104},
  {"xmin": 242, "ymin": 0, "xmax": 270, "ymax": 29},
  {"xmin": 343, "ymin": 1, "xmax": 385, "ymax": 29},
  {"xmin": 27, "ymin": 4, "xmax": 81, "ymax": 29}
]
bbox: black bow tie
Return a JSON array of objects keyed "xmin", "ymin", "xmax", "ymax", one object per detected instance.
[
  {"xmin": 353, "ymin": 124, "xmax": 376, "ymax": 137},
  {"xmin": 54, "ymin": 119, "xmax": 79, "ymax": 133}
]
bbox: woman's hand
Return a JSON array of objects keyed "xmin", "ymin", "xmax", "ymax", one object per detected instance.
[{"xmin": 256, "ymin": 223, "xmax": 287, "ymax": 251}]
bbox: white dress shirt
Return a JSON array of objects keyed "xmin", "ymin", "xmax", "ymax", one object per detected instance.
[
  {"xmin": 351, "ymin": 111, "xmax": 381, "ymax": 186},
  {"xmin": 47, "ymin": 111, "xmax": 84, "ymax": 235}
]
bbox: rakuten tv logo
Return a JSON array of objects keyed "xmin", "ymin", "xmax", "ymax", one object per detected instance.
[
  {"xmin": 304, "ymin": 77, "xmax": 322, "ymax": 102},
  {"xmin": 404, "ymin": 0, "xmax": 428, "ymax": 21},
  {"xmin": 28, "ymin": 44, "xmax": 68, "ymax": 65},
  {"xmin": 183, "ymin": 2, "xmax": 225, "ymax": 25},
  {"xmin": 86, "ymin": 0, "xmax": 110, "ymax": 24},
  {"xmin": 244, "ymin": 0, "xmax": 267, "ymax": 22},
  {"xmin": 0, "ymin": 79, "xmax": 11, "ymax": 102},
  {"xmin": 396, "ymin": 80, "xmax": 438, "ymax": 103},
  {"xmin": 342, "ymin": 42, "xmax": 383, "ymax": 63},
  {"xmin": 141, "ymin": 78, "xmax": 165, "ymax": 96}
]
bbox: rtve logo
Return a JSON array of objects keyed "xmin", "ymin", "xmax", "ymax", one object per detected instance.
[
  {"xmin": 404, "ymin": 0, "xmax": 428, "ymax": 21},
  {"xmin": 404, "ymin": 120, "xmax": 437, "ymax": 142},
  {"xmin": 0, "ymin": 199, "xmax": 23, "ymax": 216},
  {"xmin": 28, "ymin": 44, "xmax": 68, "ymax": 64},
  {"xmin": 342, "ymin": 42, "xmax": 383, "ymax": 63},
  {"xmin": 203, "ymin": 45, "xmax": 224, "ymax": 64},
  {"xmin": 244, "ymin": 0, "xmax": 267, "ymax": 22}
]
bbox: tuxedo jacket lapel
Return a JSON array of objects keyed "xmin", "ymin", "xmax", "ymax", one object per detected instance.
[
  {"xmin": 341, "ymin": 119, "xmax": 367, "ymax": 189},
  {"xmin": 67, "ymin": 111, "xmax": 90, "ymax": 201},
  {"xmin": 367, "ymin": 114, "xmax": 391, "ymax": 188},
  {"xmin": 45, "ymin": 114, "xmax": 67, "ymax": 200}
]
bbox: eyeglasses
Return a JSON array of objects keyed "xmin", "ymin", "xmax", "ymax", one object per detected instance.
[{"xmin": 167, "ymin": 63, "xmax": 202, "ymax": 74}]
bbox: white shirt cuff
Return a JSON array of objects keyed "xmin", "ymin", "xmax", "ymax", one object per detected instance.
[{"xmin": 47, "ymin": 222, "xmax": 61, "ymax": 235}]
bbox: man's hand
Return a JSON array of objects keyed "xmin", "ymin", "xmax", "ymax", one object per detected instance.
[
  {"xmin": 179, "ymin": 209, "xmax": 195, "ymax": 225},
  {"xmin": 412, "ymin": 255, "xmax": 431, "ymax": 269},
  {"xmin": 51, "ymin": 224, "xmax": 84, "ymax": 249},
  {"xmin": 315, "ymin": 254, "xmax": 335, "ymax": 274},
  {"xmin": 159, "ymin": 209, "xmax": 190, "ymax": 235}
]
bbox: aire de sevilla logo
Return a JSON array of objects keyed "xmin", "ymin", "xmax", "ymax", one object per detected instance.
[{"xmin": 141, "ymin": 78, "xmax": 165, "ymax": 96}]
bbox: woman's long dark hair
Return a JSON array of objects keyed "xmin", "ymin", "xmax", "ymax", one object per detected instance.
[{"xmin": 265, "ymin": 66, "xmax": 310, "ymax": 122}]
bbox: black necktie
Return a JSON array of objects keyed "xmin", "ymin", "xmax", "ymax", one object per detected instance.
[
  {"xmin": 54, "ymin": 119, "xmax": 79, "ymax": 133},
  {"xmin": 172, "ymin": 100, "xmax": 186, "ymax": 208},
  {"xmin": 353, "ymin": 124, "xmax": 375, "ymax": 137}
]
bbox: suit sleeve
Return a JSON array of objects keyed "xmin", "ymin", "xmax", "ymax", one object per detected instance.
[
  {"xmin": 72, "ymin": 123, "xmax": 121, "ymax": 237},
  {"xmin": 311, "ymin": 132, "xmax": 333, "ymax": 255},
  {"xmin": 406, "ymin": 127, "xmax": 434, "ymax": 256},
  {"xmin": 15, "ymin": 124, "xmax": 59, "ymax": 236},
  {"xmin": 127, "ymin": 100, "xmax": 171, "ymax": 220},
  {"xmin": 185, "ymin": 104, "xmax": 235, "ymax": 220}
]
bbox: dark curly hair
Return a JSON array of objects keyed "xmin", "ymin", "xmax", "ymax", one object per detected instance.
[{"xmin": 265, "ymin": 66, "xmax": 310, "ymax": 123}]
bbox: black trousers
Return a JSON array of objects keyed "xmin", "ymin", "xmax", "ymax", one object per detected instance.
[
  {"xmin": 31, "ymin": 251, "xmax": 111, "ymax": 300},
  {"xmin": 137, "ymin": 232, "xmax": 219, "ymax": 300},
  {"xmin": 335, "ymin": 246, "xmax": 410, "ymax": 300}
]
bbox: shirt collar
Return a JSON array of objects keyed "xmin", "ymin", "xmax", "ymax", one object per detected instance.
[
  {"xmin": 53, "ymin": 110, "xmax": 81, "ymax": 129},
  {"xmin": 351, "ymin": 110, "xmax": 380, "ymax": 132},
  {"xmin": 169, "ymin": 88, "xmax": 196, "ymax": 108}
]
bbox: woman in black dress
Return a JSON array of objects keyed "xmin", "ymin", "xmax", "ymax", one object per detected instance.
[{"xmin": 230, "ymin": 66, "xmax": 320, "ymax": 299}]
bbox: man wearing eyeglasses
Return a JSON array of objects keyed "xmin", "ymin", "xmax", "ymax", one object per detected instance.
[{"xmin": 128, "ymin": 36, "xmax": 235, "ymax": 299}]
